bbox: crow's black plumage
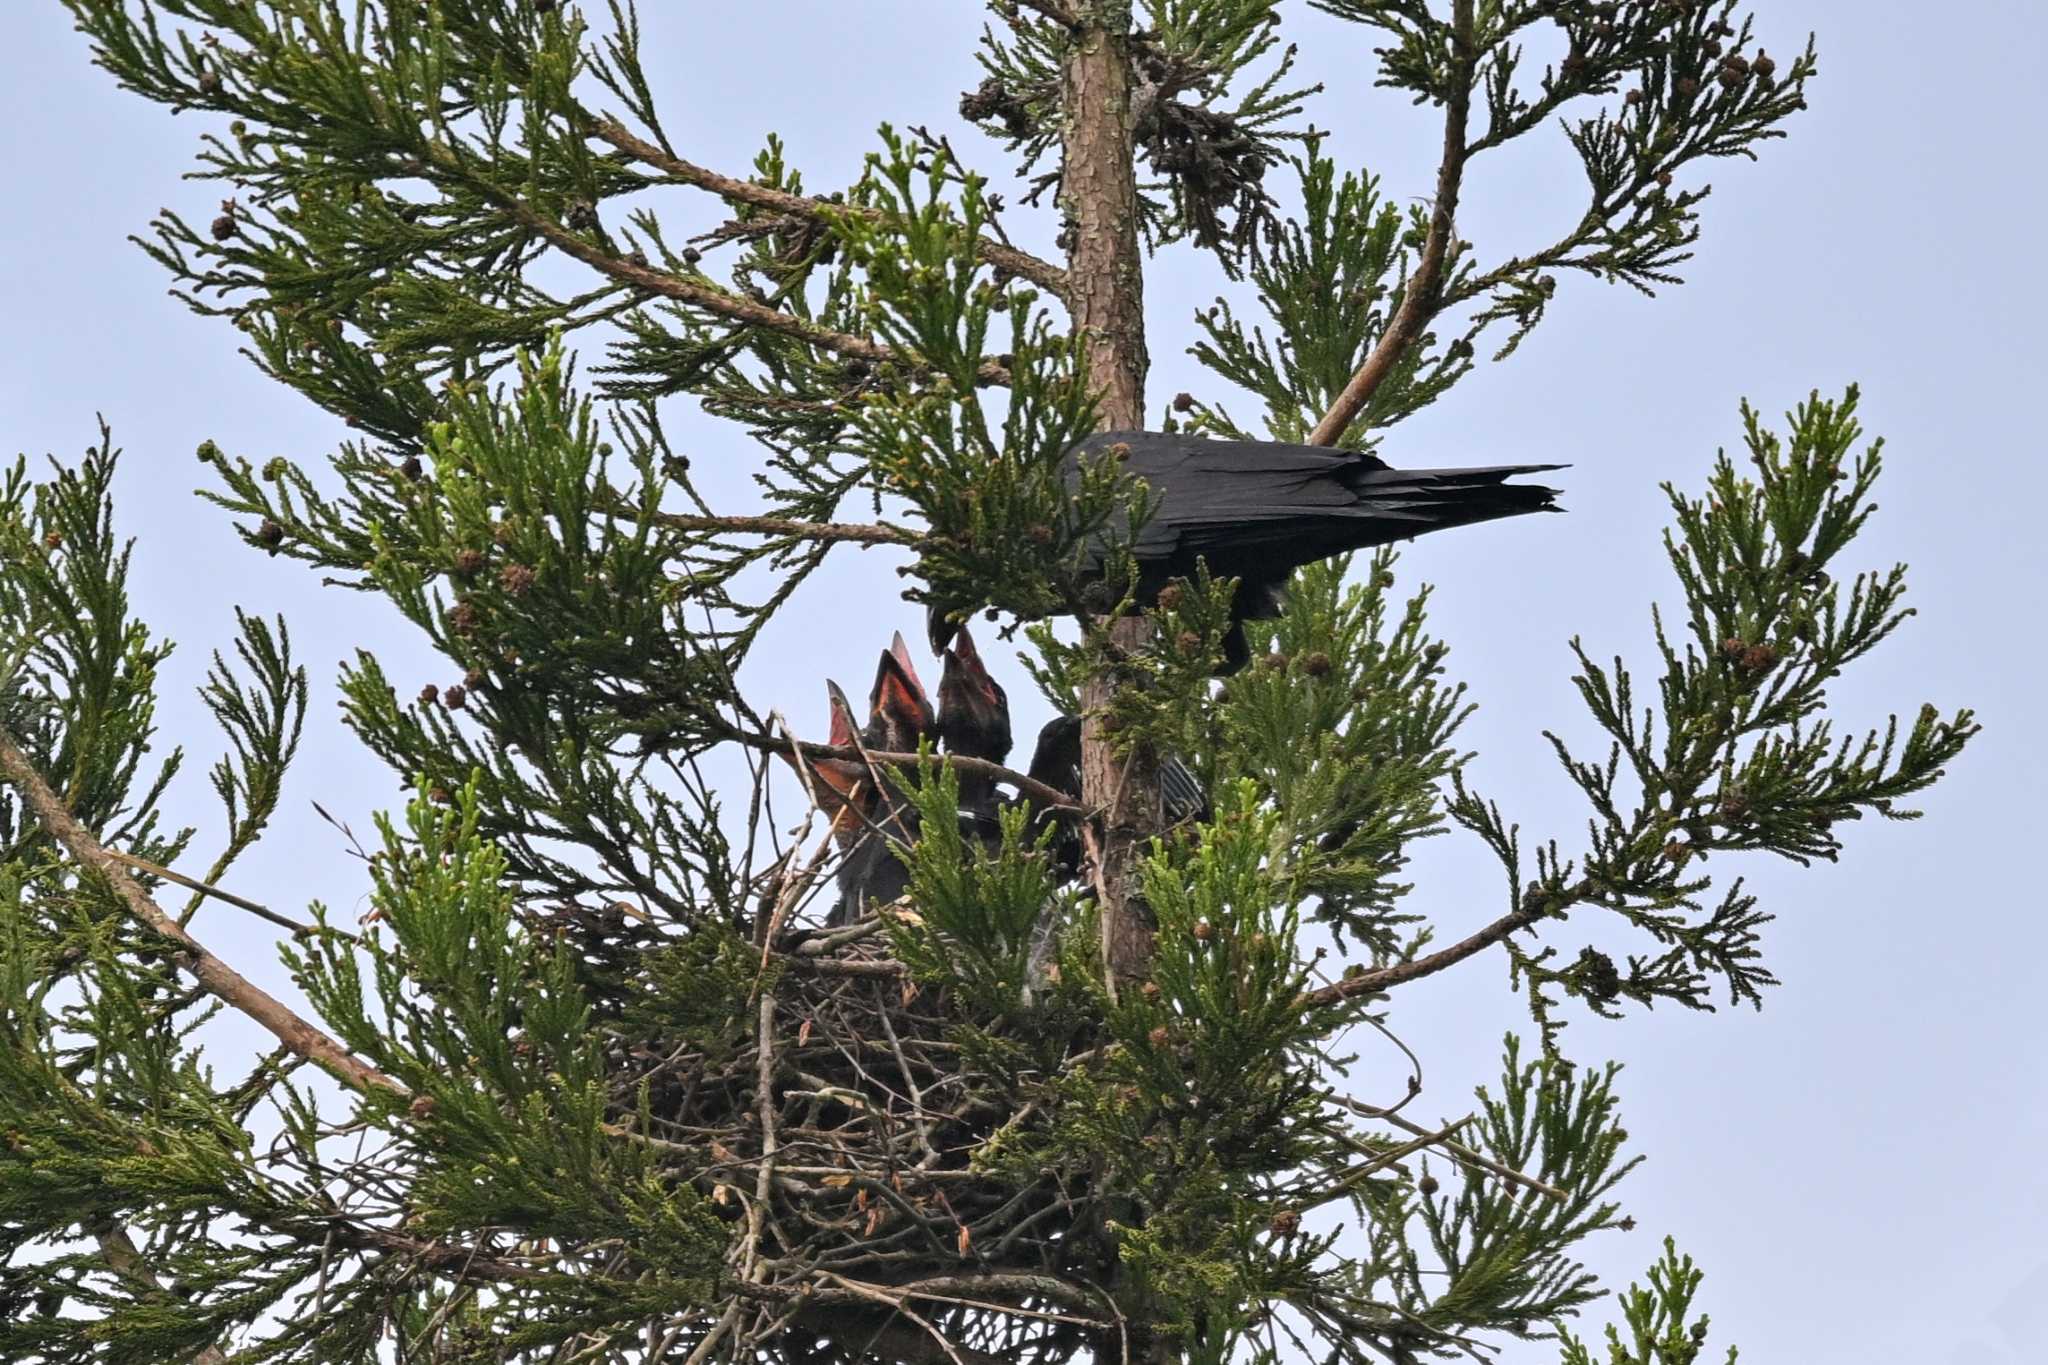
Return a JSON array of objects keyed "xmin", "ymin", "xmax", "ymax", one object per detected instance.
[
  {"xmin": 929, "ymin": 430, "xmax": 1564, "ymax": 671},
  {"xmin": 787, "ymin": 631, "xmax": 1024, "ymax": 926},
  {"xmin": 1023, "ymin": 714, "xmax": 1207, "ymax": 880}
]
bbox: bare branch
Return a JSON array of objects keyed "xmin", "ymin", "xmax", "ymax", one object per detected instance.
[
  {"xmin": 651, "ymin": 509, "xmax": 918, "ymax": 546},
  {"xmin": 1307, "ymin": 1, "xmax": 1475, "ymax": 449},
  {"xmin": 0, "ymin": 723, "xmax": 403, "ymax": 1098},
  {"xmin": 1299, "ymin": 902, "xmax": 1543, "ymax": 1010},
  {"xmin": 594, "ymin": 119, "xmax": 1070, "ymax": 297},
  {"xmin": 729, "ymin": 730, "xmax": 1083, "ymax": 813},
  {"xmin": 1325, "ymin": 1092, "xmax": 1567, "ymax": 1202},
  {"xmin": 99, "ymin": 846, "xmax": 348, "ymax": 942}
]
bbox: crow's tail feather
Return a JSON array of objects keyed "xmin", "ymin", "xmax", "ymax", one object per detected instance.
[
  {"xmin": 1351, "ymin": 466, "xmax": 1556, "ymax": 536},
  {"xmin": 1345, "ymin": 462, "xmax": 1565, "ymax": 536}
]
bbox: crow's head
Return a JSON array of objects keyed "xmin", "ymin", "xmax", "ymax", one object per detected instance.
[
  {"xmin": 937, "ymin": 625, "xmax": 1011, "ymax": 765},
  {"xmin": 866, "ymin": 631, "xmax": 935, "ymax": 753}
]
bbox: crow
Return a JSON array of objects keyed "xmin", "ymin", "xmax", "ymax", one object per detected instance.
[
  {"xmin": 791, "ymin": 631, "xmax": 1023, "ymax": 925},
  {"xmin": 927, "ymin": 430, "xmax": 1564, "ymax": 671},
  {"xmin": 934, "ymin": 625, "xmax": 1012, "ymax": 853},
  {"xmin": 937, "ymin": 626, "xmax": 1208, "ymax": 870},
  {"xmin": 1023, "ymin": 713, "xmax": 1207, "ymax": 880}
]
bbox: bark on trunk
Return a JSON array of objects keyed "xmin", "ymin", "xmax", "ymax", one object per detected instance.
[{"xmin": 1060, "ymin": 1, "xmax": 1160, "ymax": 996}]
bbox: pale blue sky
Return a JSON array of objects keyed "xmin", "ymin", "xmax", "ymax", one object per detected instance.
[{"xmin": 6, "ymin": 2, "xmax": 2045, "ymax": 1360}]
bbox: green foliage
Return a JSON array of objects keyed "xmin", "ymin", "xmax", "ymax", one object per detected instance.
[
  {"xmin": 1215, "ymin": 556, "xmax": 1469, "ymax": 955},
  {"xmin": 893, "ymin": 759, "xmax": 1070, "ymax": 1013},
  {"xmin": 0, "ymin": 433, "xmax": 184, "ymax": 865},
  {"xmin": 283, "ymin": 780, "xmax": 728, "ymax": 1282},
  {"xmin": 1185, "ymin": 1, "xmax": 1818, "ymax": 437},
  {"xmin": 1557, "ymin": 1239, "xmax": 1737, "ymax": 1365},
  {"xmin": 0, "ymin": 445, "xmax": 324, "ymax": 1363},
  {"xmin": 4, "ymin": 2, "xmax": 1974, "ymax": 1363},
  {"xmin": 1187, "ymin": 150, "xmax": 1471, "ymax": 442},
  {"xmin": 969, "ymin": 0, "xmax": 1313, "ymax": 264},
  {"xmin": 1451, "ymin": 389, "xmax": 1978, "ymax": 1049},
  {"xmin": 830, "ymin": 132, "xmax": 1143, "ymax": 637}
]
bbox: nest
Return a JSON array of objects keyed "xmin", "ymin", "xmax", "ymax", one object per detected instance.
[{"xmin": 539, "ymin": 894, "xmax": 1124, "ymax": 1365}]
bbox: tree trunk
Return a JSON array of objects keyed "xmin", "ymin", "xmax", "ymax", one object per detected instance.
[{"xmin": 1061, "ymin": 0, "xmax": 1161, "ymax": 998}]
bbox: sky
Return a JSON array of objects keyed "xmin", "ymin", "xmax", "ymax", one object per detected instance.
[{"xmin": 5, "ymin": 2, "xmax": 2046, "ymax": 1360}]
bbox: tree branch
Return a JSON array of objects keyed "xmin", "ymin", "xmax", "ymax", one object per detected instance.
[
  {"xmin": 93, "ymin": 1224, "xmax": 230, "ymax": 1365},
  {"xmin": 1299, "ymin": 902, "xmax": 1543, "ymax": 1010},
  {"xmin": 593, "ymin": 119, "xmax": 1070, "ymax": 298},
  {"xmin": 1323, "ymin": 1092, "xmax": 1567, "ymax": 1202},
  {"xmin": 1306, "ymin": 1, "xmax": 1474, "ymax": 449},
  {"xmin": 0, "ymin": 723, "xmax": 403, "ymax": 1098},
  {"xmin": 650, "ymin": 509, "xmax": 918, "ymax": 547},
  {"xmin": 504, "ymin": 201, "xmax": 1014, "ymax": 386},
  {"xmin": 99, "ymin": 846, "xmax": 344, "ymax": 941}
]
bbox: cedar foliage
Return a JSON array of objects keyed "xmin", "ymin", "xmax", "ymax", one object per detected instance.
[{"xmin": 1, "ymin": 2, "xmax": 1975, "ymax": 1363}]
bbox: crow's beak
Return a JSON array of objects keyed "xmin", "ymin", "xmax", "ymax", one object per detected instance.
[
  {"xmin": 927, "ymin": 603, "xmax": 959, "ymax": 657},
  {"xmin": 946, "ymin": 624, "xmax": 998, "ymax": 706},
  {"xmin": 889, "ymin": 630, "xmax": 925, "ymax": 696},
  {"xmin": 939, "ymin": 624, "xmax": 1012, "ymax": 763},
  {"xmin": 772, "ymin": 680, "xmax": 865, "ymax": 826},
  {"xmin": 825, "ymin": 680, "xmax": 860, "ymax": 749},
  {"xmin": 870, "ymin": 641, "xmax": 936, "ymax": 744}
]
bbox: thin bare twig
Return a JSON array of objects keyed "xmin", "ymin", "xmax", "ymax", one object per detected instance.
[
  {"xmin": 1326, "ymin": 1091, "xmax": 1568, "ymax": 1202},
  {"xmin": 99, "ymin": 847, "xmax": 351, "ymax": 942},
  {"xmin": 1310, "ymin": 1116, "xmax": 1473, "ymax": 1206},
  {"xmin": 735, "ymin": 729, "xmax": 1082, "ymax": 814}
]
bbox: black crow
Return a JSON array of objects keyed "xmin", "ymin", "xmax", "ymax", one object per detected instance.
[
  {"xmin": 1015, "ymin": 714, "xmax": 1208, "ymax": 1000},
  {"xmin": 928, "ymin": 430, "xmax": 1564, "ymax": 671},
  {"xmin": 1024, "ymin": 714, "xmax": 1206, "ymax": 847}
]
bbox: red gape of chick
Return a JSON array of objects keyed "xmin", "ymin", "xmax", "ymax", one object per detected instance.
[
  {"xmin": 785, "ymin": 626, "xmax": 1207, "ymax": 928},
  {"xmin": 782, "ymin": 633, "xmax": 933, "ymax": 926},
  {"xmin": 782, "ymin": 627, "xmax": 1015, "ymax": 926}
]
